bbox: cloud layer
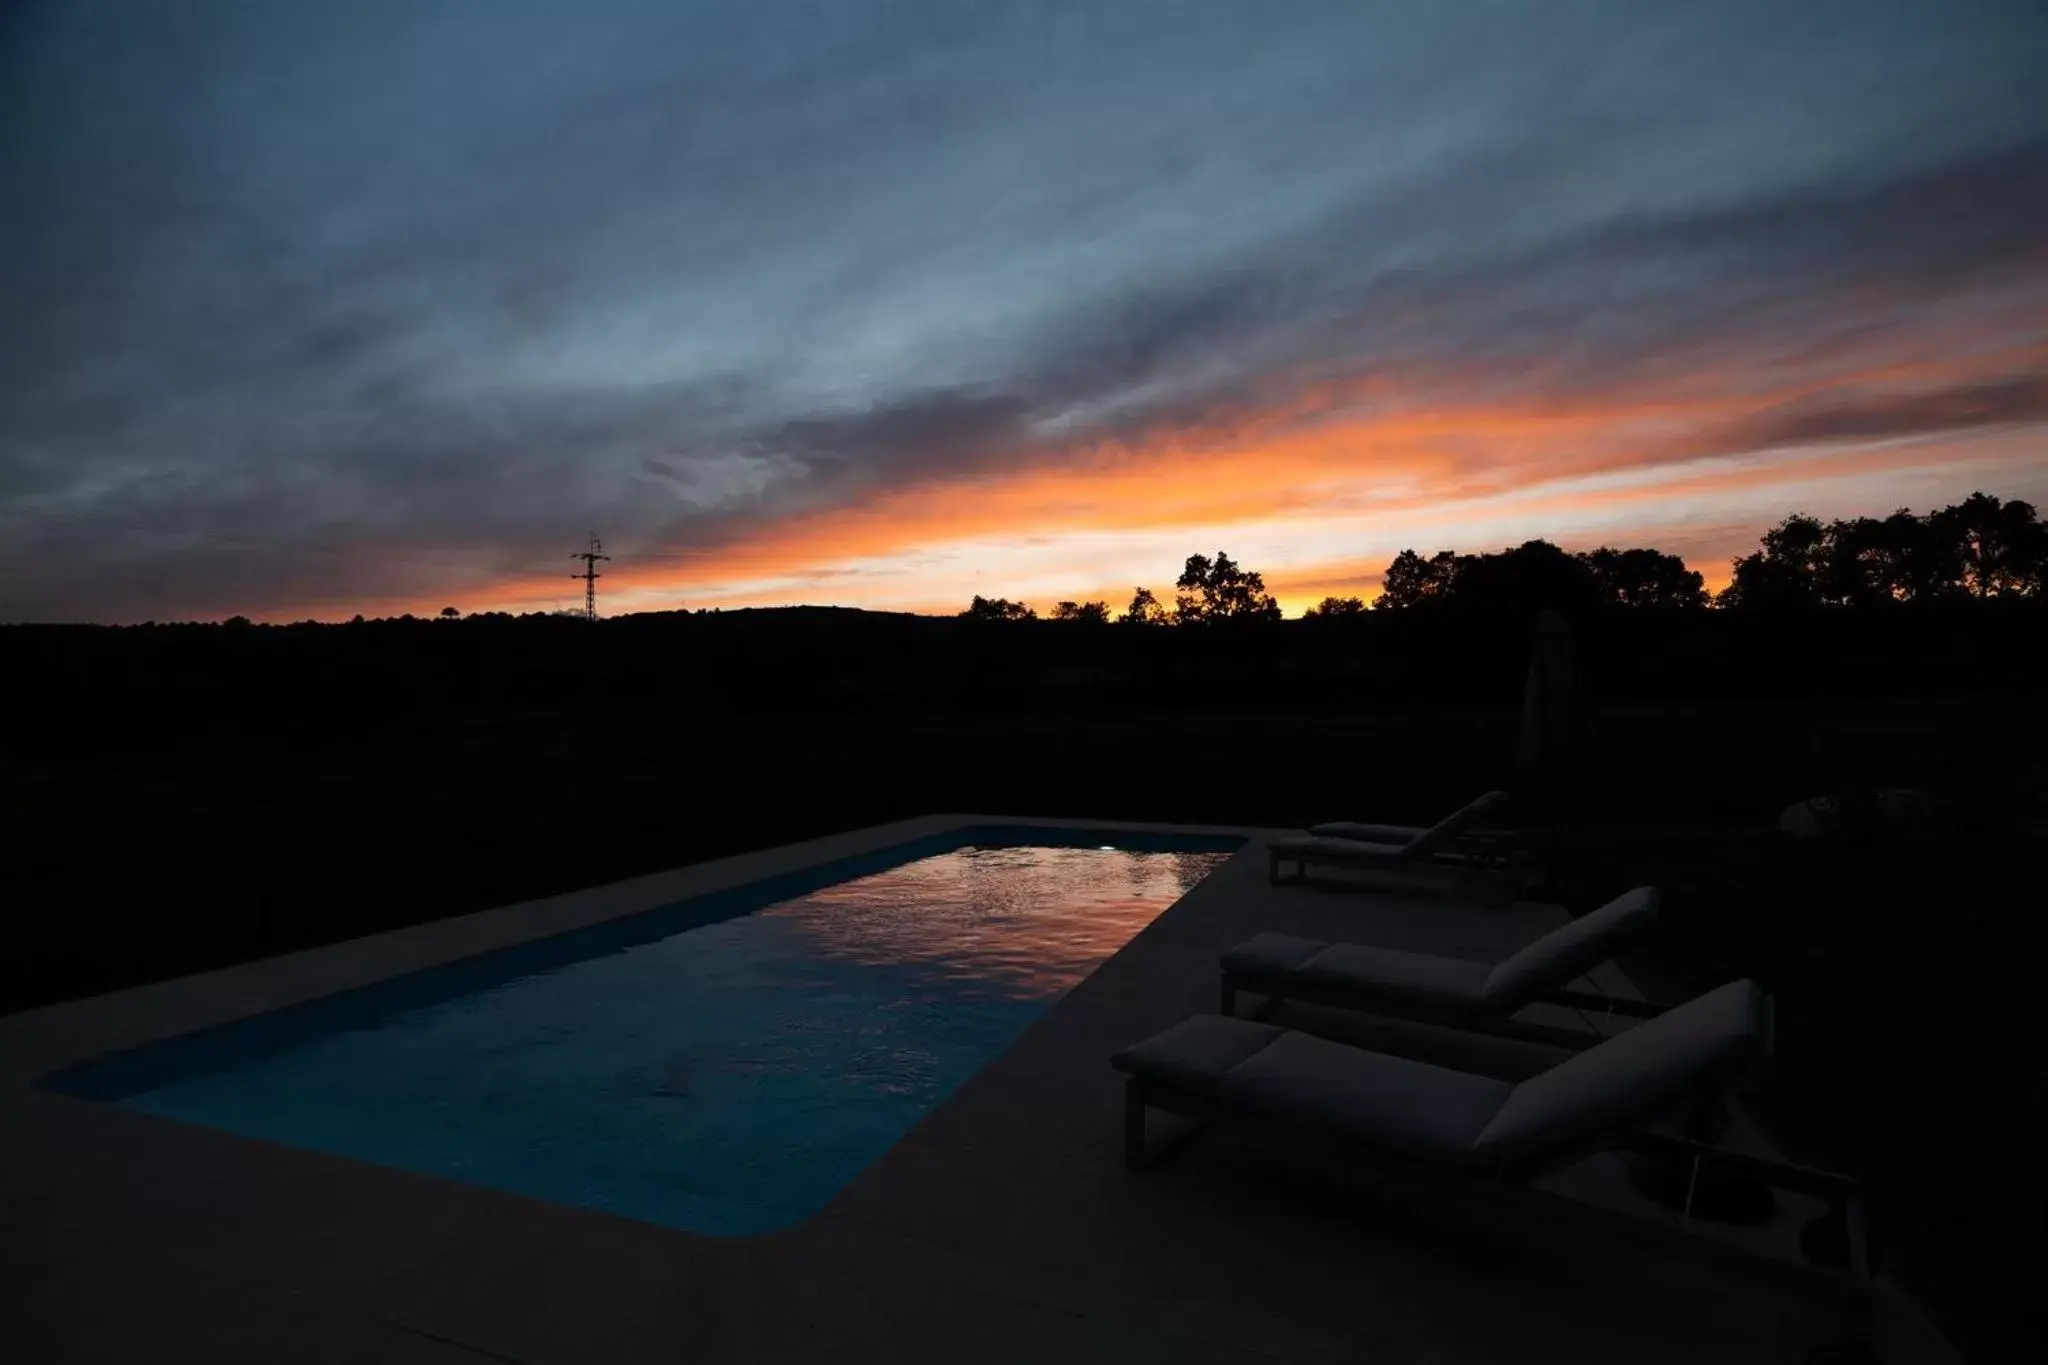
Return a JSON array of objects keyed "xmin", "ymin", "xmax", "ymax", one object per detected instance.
[{"xmin": 4, "ymin": 0, "xmax": 2047, "ymax": 620}]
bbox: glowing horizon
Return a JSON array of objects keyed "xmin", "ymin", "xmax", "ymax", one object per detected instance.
[
  {"xmin": 257, "ymin": 369, "xmax": 2048, "ymax": 623},
  {"xmin": 258, "ymin": 431, "xmax": 2045, "ymax": 623}
]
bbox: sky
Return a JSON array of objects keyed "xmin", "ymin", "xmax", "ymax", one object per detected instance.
[{"xmin": 4, "ymin": 0, "xmax": 2047, "ymax": 623}]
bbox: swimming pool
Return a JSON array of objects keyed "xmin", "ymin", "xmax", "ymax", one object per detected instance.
[{"xmin": 48, "ymin": 827, "xmax": 1238, "ymax": 1235}]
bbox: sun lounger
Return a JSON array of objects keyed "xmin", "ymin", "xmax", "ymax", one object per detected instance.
[
  {"xmin": 1219, "ymin": 887, "xmax": 1661, "ymax": 1048},
  {"xmin": 1114, "ymin": 978, "xmax": 1768, "ymax": 1175},
  {"xmin": 1122, "ymin": 978, "xmax": 1875, "ymax": 1285},
  {"xmin": 1112, "ymin": 979, "xmax": 1866, "ymax": 1273},
  {"xmin": 1269, "ymin": 791, "xmax": 1519, "ymax": 886},
  {"xmin": 1307, "ymin": 789, "xmax": 1514, "ymax": 850}
]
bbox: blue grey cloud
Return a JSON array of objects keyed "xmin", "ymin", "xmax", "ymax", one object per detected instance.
[{"xmin": 4, "ymin": 0, "xmax": 2047, "ymax": 618}]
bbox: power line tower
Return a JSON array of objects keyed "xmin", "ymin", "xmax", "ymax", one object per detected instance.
[{"xmin": 570, "ymin": 533, "xmax": 610, "ymax": 621}]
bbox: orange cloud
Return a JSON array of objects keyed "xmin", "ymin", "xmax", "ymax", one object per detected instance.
[{"xmin": 271, "ymin": 335, "xmax": 2048, "ymax": 623}]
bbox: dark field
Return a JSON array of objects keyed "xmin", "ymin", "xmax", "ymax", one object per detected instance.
[{"xmin": 9, "ymin": 605, "xmax": 2046, "ymax": 1361}]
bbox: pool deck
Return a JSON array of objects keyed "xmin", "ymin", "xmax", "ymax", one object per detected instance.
[{"xmin": 0, "ymin": 816, "xmax": 1923, "ymax": 1362}]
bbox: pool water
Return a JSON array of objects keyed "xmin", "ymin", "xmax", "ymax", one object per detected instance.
[{"xmin": 52, "ymin": 832, "xmax": 1234, "ymax": 1235}]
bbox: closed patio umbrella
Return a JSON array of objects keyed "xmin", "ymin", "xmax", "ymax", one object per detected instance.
[{"xmin": 1517, "ymin": 609, "xmax": 1578, "ymax": 815}]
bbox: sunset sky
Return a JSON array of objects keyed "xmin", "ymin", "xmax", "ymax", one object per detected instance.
[{"xmin": 4, "ymin": 0, "xmax": 2046, "ymax": 622}]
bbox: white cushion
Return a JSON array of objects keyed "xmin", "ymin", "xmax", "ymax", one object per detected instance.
[
  {"xmin": 1305, "ymin": 821, "xmax": 1427, "ymax": 844},
  {"xmin": 1204, "ymin": 1031, "xmax": 1511, "ymax": 1158},
  {"xmin": 1294, "ymin": 944, "xmax": 1492, "ymax": 1007},
  {"xmin": 1479, "ymin": 887, "xmax": 1660, "ymax": 1007},
  {"xmin": 1222, "ymin": 935, "xmax": 1491, "ymax": 1009},
  {"xmin": 1472, "ymin": 979, "xmax": 1768, "ymax": 1174},
  {"xmin": 1401, "ymin": 789, "xmax": 1510, "ymax": 858},
  {"xmin": 1112, "ymin": 1015, "xmax": 1287, "ymax": 1090},
  {"xmin": 1220, "ymin": 933, "xmax": 1327, "ymax": 977},
  {"xmin": 1270, "ymin": 834, "xmax": 1411, "ymax": 864}
]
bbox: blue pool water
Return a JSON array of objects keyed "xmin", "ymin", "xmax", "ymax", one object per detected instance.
[{"xmin": 49, "ymin": 828, "xmax": 1236, "ymax": 1235}]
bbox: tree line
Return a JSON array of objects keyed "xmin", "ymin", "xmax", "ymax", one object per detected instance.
[
  {"xmin": 963, "ymin": 491, "xmax": 2046, "ymax": 622},
  {"xmin": 1718, "ymin": 492, "xmax": 2045, "ymax": 608},
  {"xmin": 965, "ymin": 551, "xmax": 1283, "ymax": 625}
]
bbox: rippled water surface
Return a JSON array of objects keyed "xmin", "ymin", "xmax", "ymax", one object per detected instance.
[{"xmin": 107, "ymin": 840, "xmax": 1231, "ymax": 1234}]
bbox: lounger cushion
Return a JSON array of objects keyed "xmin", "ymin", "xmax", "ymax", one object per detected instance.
[
  {"xmin": 1472, "ymin": 979, "xmax": 1767, "ymax": 1173},
  {"xmin": 1307, "ymin": 791, "xmax": 1513, "ymax": 850},
  {"xmin": 1220, "ymin": 932, "xmax": 1327, "ymax": 976},
  {"xmin": 1223, "ymin": 934, "xmax": 1491, "ymax": 1009},
  {"xmin": 1305, "ymin": 821, "xmax": 1428, "ymax": 844},
  {"xmin": 1479, "ymin": 887, "xmax": 1660, "ymax": 1007},
  {"xmin": 1270, "ymin": 834, "xmax": 1413, "ymax": 865},
  {"xmin": 1115, "ymin": 1015, "xmax": 1511, "ymax": 1159},
  {"xmin": 1111, "ymin": 1014, "xmax": 1288, "ymax": 1091},
  {"xmin": 1224, "ymin": 1032, "xmax": 1512, "ymax": 1157},
  {"xmin": 1402, "ymin": 790, "xmax": 1511, "ymax": 860}
]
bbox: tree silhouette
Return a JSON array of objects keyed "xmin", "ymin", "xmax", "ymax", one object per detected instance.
[
  {"xmin": 962, "ymin": 594, "xmax": 1036, "ymax": 622},
  {"xmin": 1718, "ymin": 495, "xmax": 2045, "ymax": 608},
  {"xmin": 1375, "ymin": 549, "xmax": 1460, "ymax": 608},
  {"xmin": 1375, "ymin": 540, "xmax": 1704, "ymax": 615},
  {"xmin": 1935, "ymin": 492, "xmax": 2046, "ymax": 598},
  {"xmin": 1303, "ymin": 595, "xmax": 1367, "ymax": 618},
  {"xmin": 1118, "ymin": 587, "xmax": 1168, "ymax": 625},
  {"xmin": 439, "ymin": 606, "xmax": 460, "ymax": 619},
  {"xmin": 1448, "ymin": 540, "xmax": 1603, "ymax": 618},
  {"xmin": 1050, "ymin": 599, "xmax": 1111, "ymax": 624},
  {"xmin": 1720, "ymin": 514, "xmax": 1827, "ymax": 609},
  {"xmin": 1173, "ymin": 552, "xmax": 1281, "ymax": 624},
  {"xmin": 1580, "ymin": 547, "xmax": 1707, "ymax": 609},
  {"xmin": 1816, "ymin": 513, "xmax": 1931, "ymax": 607}
]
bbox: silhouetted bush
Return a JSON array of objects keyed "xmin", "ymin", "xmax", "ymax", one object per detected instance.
[
  {"xmin": 962, "ymin": 594, "xmax": 1036, "ymax": 622},
  {"xmin": 1049, "ymin": 600, "xmax": 1110, "ymax": 624}
]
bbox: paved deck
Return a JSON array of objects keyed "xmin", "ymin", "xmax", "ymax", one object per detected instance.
[{"xmin": 1, "ymin": 816, "xmax": 1866, "ymax": 1362}]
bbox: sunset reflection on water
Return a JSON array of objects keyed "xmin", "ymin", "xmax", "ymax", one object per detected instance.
[
  {"xmin": 757, "ymin": 844, "xmax": 1229, "ymax": 998},
  {"xmin": 87, "ymin": 838, "xmax": 1239, "ymax": 1236}
]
